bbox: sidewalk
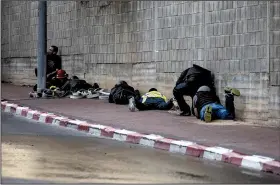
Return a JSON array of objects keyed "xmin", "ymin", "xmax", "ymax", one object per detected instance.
[{"xmin": 1, "ymin": 83, "xmax": 280, "ymax": 160}]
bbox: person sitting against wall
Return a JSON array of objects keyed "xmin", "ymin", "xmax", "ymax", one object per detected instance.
[
  {"xmin": 193, "ymin": 86, "xmax": 240, "ymax": 122},
  {"xmin": 128, "ymin": 88, "xmax": 174, "ymax": 112},
  {"xmin": 33, "ymin": 45, "xmax": 62, "ymax": 91},
  {"xmin": 173, "ymin": 64, "xmax": 216, "ymax": 116},
  {"xmin": 30, "ymin": 69, "xmax": 69, "ymax": 98}
]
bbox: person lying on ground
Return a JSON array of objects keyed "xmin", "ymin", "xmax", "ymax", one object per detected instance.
[
  {"xmin": 193, "ymin": 86, "xmax": 240, "ymax": 122},
  {"xmin": 128, "ymin": 88, "xmax": 174, "ymax": 112},
  {"xmin": 173, "ymin": 64, "xmax": 216, "ymax": 116},
  {"xmin": 33, "ymin": 45, "xmax": 62, "ymax": 91},
  {"xmin": 109, "ymin": 80, "xmax": 135, "ymax": 105}
]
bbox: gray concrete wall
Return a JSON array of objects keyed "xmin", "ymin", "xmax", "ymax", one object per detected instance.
[{"xmin": 1, "ymin": 1, "xmax": 279, "ymax": 126}]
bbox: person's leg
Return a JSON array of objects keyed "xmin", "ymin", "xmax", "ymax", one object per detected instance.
[
  {"xmin": 129, "ymin": 96, "xmax": 150, "ymax": 112},
  {"xmin": 156, "ymin": 99, "xmax": 174, "ymax": 110},
  {"xmin": 173, "ymin": 82, "xmax": 191, "ymax": 116},
  {"xmin": 211, "ymin": 103, "xmax": 232, "ymax": 120},
  {"xmin": 135, "ymin": 98, "xmax": 151, "ymax": 111},
  {"xmin": 134, "ymin": 90, "xmax": 141, "ymax": 100},
  {"xmin": 35, "ymin": 68, "xmax": 37, "ymax": 77},
  {"xmin": 224, "ymin": 87, "xmax": 241, "ymax": 119},
  {"xmin": 33, "ymin": 84, "xmax": 37, "ymax": 92}
]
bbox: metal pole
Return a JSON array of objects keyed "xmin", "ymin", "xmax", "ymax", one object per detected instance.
[{"xmin": 37, "ymin": 1, "xmax": 47, "ymax": 93}]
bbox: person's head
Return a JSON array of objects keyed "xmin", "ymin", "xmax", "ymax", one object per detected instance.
[
  {"xmin": 93, "ymin": 83, "xmax": 99, "ymax": 89},
  {"xmin": 72, "ymin": 75, "xmax": 79, "ymax": 80},
  {"xmin": 197, "ymin": 86, "xmax": 211, "ymax": 93},
  {"xmin": 116, "ymin": 80, "xmax": 128, "ymax": 86},
  {"xmin": 48, "ymin": 45, "xmax": 59, "ymax": 55},
  {"xmin": 56, "ymin": 69, "xmax": 67, "ymax": 80},
  {"xmin": 149, "ymin": 88, "xmax": 157, "ymax": 92}
]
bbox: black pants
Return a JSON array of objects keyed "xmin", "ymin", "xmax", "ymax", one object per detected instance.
[
  {"xmin": 225, "ymin": 93, "xmax": 236, "ymax": 119},
  {"xmin": 173, "ymin": 82, "xmax": 192, "ymax": 113}
]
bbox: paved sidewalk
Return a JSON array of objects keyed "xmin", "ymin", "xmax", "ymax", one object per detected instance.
[{"xmin": 1, "ymin": 83, "xmax": 280, "ymax": 160}]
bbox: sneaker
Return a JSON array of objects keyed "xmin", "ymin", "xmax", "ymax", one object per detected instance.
[
  {"xmin": 86, "ymin": 89, "xmax": 99, "ymax": 99},
  {"xmin": 99, "ymin": 95, "xmax": 109, "ymax": 100},
  {"xmin": 29, "ymin": 92, "xmax": 39, "ymax": 98},
  {"xmin": 179, "ymin": 111, "xmax": 191, "ymax": 116},
  {"xmin": 70, "ymin": 91, "xmax": 84, "ymax": 99},
  {"xmin": 99, "ymin": 89, "xmax": 110, "ymax": 96},
  {"xmin": 128, "ymin": 97, "xmax": 136, "ymax": 112},
  {"xmin": 224, "ymin": 87, "xmax": 240, "ymax": 96},
  {"xmin": 79, "ymin": 89, "xmax": 88, "ymax": 97},
  {"xmin": 42, "ymin": 90, "xmax": 54, "ymax": 98},
  {"xmin": 204, "ymin": 105, "xmax": 212, "ymax": 123}
]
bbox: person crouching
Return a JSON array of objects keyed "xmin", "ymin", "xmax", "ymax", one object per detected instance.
[{"xmin": 48, "ymin": 69, "xmax": 69, "ymax": 89}]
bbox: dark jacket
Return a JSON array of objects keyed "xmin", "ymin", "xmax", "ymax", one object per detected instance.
[
  {"xmin": 109, "ymin": 81, "xmax": 135, "ymax": 105},
  {"xmin": 46, "ymin": 54, "xmax": 62, "ymax": 74},
  {"xmin": 176, "ymin": 64, "xmax": 215, "ymax": 97}
]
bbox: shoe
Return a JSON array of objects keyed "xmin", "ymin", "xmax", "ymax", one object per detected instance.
[
  {"xmin": 79, "ymin": 89, "xmax": 88, "ymax": 97},
  {"xmin": 224, "ymin": 87, "xmax": 240, "ymax": 96},
  {"xmin": 86, "ymin": 89, "xmax": 99, "ymax": 99},
  {"xmin": 99, "ymin": 89, "xmax": 110, "ymax": 96},
  {"xmin": 42, "ymin": 89, "xmax": 54, "ymax": 98},
  {"xmin": 179, "ymin": 111, "xmax": 191, "ymax": 116},
  {"xmin": 204, "ymin": 105, "xmax": 212, "ymax": 123},
  {"xmin": 29, "ymin": 92, "xmax": 39, "ymax": 98},
  {"xmin": 70, "ymin": 91, "xmax": 85, "ymax": 99},
  {"xmin": 171, "ymin": 98, "xmax": 180, "ymax": 111},
  {"xmin": 128, "ymin": 97, "xmax": 136, "ymax": 112},
  {"xmin": 99, "ymin": 95, "xmax": 109, "ymax": 100}
]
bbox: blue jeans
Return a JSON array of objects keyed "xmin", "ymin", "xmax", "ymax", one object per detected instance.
[
  {"xmin": 200, "ymin": 103, "xmax": 234, "ymax": 121},
  {"xmin": 136, "ymin": 97, "xmax": 173, "ymax": 111}
]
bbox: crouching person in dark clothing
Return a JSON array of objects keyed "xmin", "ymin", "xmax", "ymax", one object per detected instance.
[
  {"xmin": 48, "ymin": 69, "xmax": 69, "ymax": 89},
  {"xmin": 173, "ymin": 64, "xmax": 215, "ymax": 116},
  {"xmin": 128, "ymin": 88, "xmax": 174, "ymax": 112},
  {"xmin": 193, "ymin": 86, "xmax": 240, "ymax": 122}
]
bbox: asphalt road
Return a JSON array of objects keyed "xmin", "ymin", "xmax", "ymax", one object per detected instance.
[{"xmin": 2, "ymin": 112, "xmax": 280, "ymax": 184}]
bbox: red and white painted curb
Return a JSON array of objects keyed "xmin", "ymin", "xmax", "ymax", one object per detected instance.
[{"xmin": 1, "ymin": 101, "xmax": 280, "ymax": 176}]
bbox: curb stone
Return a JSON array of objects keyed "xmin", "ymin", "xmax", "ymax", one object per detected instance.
[{"xmin": 1, "ymin": 101, "xmax": 280, "ymax": 176}]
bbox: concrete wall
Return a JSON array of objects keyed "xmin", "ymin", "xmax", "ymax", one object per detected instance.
[{"xmin": 1, "ymin": 1, "xmax": 279, "ymax": 126}]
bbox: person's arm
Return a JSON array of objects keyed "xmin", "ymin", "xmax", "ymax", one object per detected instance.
[
  {"xmin": 193, "ymin": 94, "xmax": 199, "ymax": 118},
  {"xmin": 46, "ymin": 70, "xmax": 57, "ymax": 78},
  {"xmin": 175, "ymin": 68, "xmax": 189, "ymax": 85},
  {"xmin": 194, "ymin": 108, "xmax": 198, "ymax": 117}
]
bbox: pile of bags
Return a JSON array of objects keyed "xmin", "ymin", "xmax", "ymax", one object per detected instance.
[{"xmin": 30, "ymin": 70, "xmax": 136, "ymax": 105}]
